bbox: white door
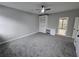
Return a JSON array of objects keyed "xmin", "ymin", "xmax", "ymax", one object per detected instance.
[
  {"xmin": 39, "ymin": 15, "xmax": 48, "ymax": 33},
  {"xmin": 72, "ymin": 17, "xmax": 79, "ymax": 57},
  {"xmin": 73, "ymin": 17, "xmax": 79, "ymax": 48},
  {"xmin": 75, "ymin": 31, "xmax": 79, "ymax": 57},
  {"xmin": 72, "ymin": 17, "xmax": 79, "ymax": 39}
]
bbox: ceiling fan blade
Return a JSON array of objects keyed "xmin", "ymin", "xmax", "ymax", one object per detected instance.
[{"xmin": 45, "ymin": 8, "xmax": 51, "ymax": 10}]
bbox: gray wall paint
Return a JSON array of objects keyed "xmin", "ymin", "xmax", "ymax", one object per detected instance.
[
  {"xmin": 48, "ymin": 10, "xmax": 79, "ymax": 37},
  {"xmin": 0, "ymin": 4, "xmax": 79, "ymax": 40},
  {"xmin": 0, "ymin": 5, "xmax": 39, "ymax": 39}
]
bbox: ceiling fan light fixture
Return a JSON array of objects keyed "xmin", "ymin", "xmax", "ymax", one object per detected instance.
[{"xmin": 41, "ymin": 6, "xmax": 45, "ymax": 13}]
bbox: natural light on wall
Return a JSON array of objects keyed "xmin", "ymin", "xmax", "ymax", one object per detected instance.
[
  {"xmin": 0, "ymin": 16, "xmax": 27, "ymax": 38},
  {"xmin": 0, "ymin": 16, "xmax": 16, "ymax": 38}
]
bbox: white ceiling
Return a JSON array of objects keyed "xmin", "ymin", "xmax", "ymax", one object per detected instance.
[{"xmin": 0, "ymin": 2, "xmax": 79, "ymax": 14}]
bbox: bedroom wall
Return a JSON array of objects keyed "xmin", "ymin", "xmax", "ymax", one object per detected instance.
[
  {"xmin": 0, "ymin": 5, "xmax": 39, "ymax": 39},
  {"xmin": 48, "ymin": 9, "xmax": 79, "ymax": 37}
]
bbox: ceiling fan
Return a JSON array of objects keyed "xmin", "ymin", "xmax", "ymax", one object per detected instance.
[{"xmin": 36, "ymin": 5, "xmax": 51, "ymax": 14}]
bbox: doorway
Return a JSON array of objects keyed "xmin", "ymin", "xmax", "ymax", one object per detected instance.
[{"xmin": 57, "ymin": 17, "xmax": 69, "ymax": 36}]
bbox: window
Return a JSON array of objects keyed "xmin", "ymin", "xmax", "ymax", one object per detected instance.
[{"xmin": 57, "ymin": 17, "xmax": 69, "ymax": 35}]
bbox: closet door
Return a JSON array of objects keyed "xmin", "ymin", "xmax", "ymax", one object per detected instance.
[
  {"xmin": 72, "ymin": 17, "xmax": 79, "ymax": 39},
  {"xmin": 73, "ymin": 17, "xmax": 79, "ymax": 56},
  {"xmin": 75, "ymin": 31, "xmax": 79, "ymax": 57}
]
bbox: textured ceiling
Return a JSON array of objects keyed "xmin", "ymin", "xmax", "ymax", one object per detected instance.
[{"xmin": 0, "ymin": 2, "xmax": 79, "ymax": 14}]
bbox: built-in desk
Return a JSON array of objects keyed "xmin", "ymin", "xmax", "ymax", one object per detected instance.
[{"xmin": 46, "ymin": 28, "xmax": 56, "ymax": 35}]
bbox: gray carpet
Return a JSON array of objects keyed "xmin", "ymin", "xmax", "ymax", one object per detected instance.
[{"xmin": 0, "ymin": 32, "xmax": 76, "ymax": 57}]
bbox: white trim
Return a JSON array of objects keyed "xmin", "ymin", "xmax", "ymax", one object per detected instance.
[
  {"xmin": 55, "ymin": 33, "xmax": 72, "ymax": 38},
  {"xmin": 0, "ymin": 32, "xmax": 38, "ymax": 45},
  {"xmin": 65, "ymin": 35, "xmax": 72, "ymax": 38}
]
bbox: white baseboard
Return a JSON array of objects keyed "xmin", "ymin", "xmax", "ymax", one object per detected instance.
[
  {"xmin": 55, "ymin": 33, "xmax": 72, "ymax": 38},
  {"xmin": 65, "ymin": 35, "xmax": 72, "ymax": 38},
  {"xmin": 0, "ymin": 32, "xmax": 38, "ymax": 45}
]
